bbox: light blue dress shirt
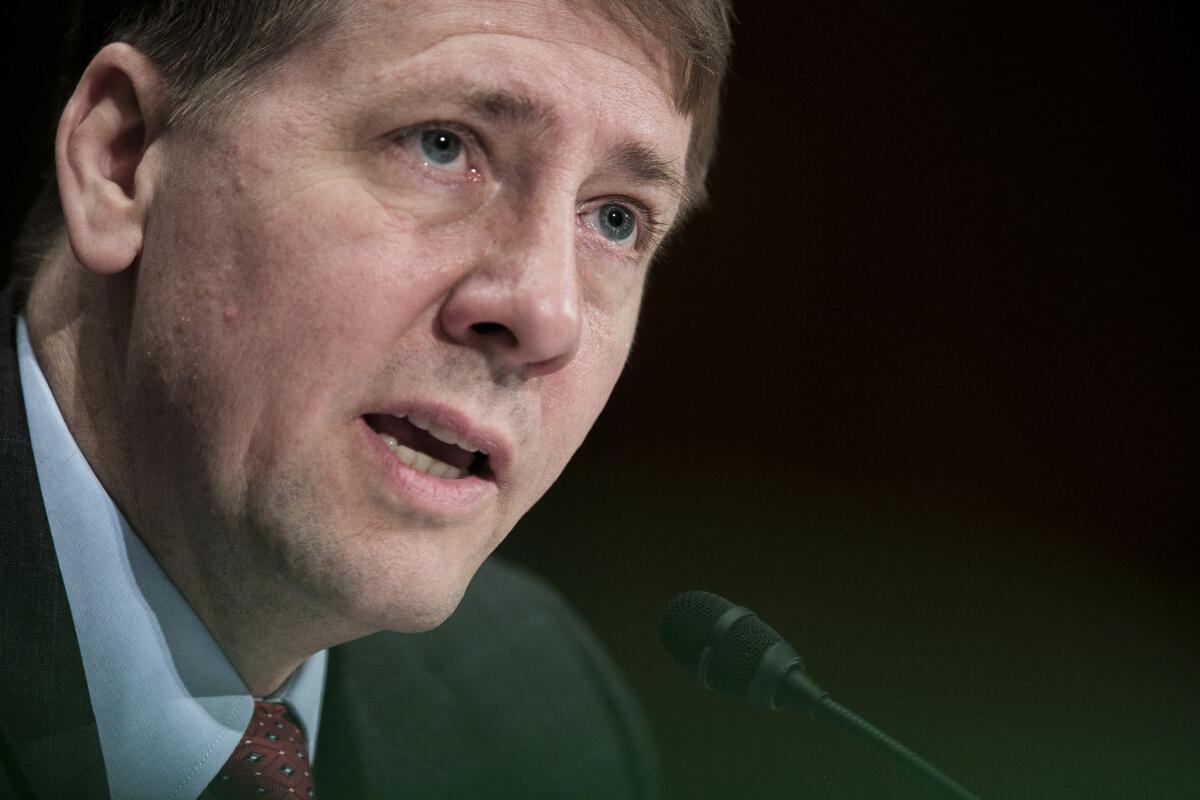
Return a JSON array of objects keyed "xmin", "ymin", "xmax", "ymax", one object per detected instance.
[{"xmin": 16, "ymin": 315, "xmax": 327, "ymax": 800}]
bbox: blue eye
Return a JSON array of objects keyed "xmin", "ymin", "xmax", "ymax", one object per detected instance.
[
  {"xmin": 594, "ymin": 203, "xmax": 637, "ymax": 244},
  {"xmin": 419, "ymin": 129, "xmax": 464, "ymax": 168}
]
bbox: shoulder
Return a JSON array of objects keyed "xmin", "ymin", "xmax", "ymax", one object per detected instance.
[{"xmin": 319, "ymin": 558, "xmax": 660, "ymax": 799}]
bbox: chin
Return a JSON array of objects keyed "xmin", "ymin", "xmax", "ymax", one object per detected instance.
[
  {"xmin": 377, "ymin": 573, "xmax": 469, "ymax": 632},
  {"xmin": 324, "ymin": 550, "xmax": 480, "ymax": 636},
  {"xmin": 251, "ymin": 466, "xmax": 498, "ymax": 633},
  {"xmin": 365, "ymin": 586, "xmax": 468, "ymax": 635}
]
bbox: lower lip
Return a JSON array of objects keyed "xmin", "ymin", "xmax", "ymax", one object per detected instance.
[{"xmin": 356, "ymin": 416, "xmax": 496, "ymax": 513}]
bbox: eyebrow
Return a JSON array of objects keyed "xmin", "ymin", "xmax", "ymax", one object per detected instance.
[
  {"xmin": 602, "ymin": 141, "xmax": 689, "ymax": 210},
  {"xmin": 459, "ymin": 88, "xmax": 692, "ymax": 213},
  {"xmin": 465, "ymin": 89, "xmax": 558, "ymax": 134}
]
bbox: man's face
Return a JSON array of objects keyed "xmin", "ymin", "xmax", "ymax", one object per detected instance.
[{"xmin": 124, "ymin": 0, "xmax": 690, "ymax": 631}]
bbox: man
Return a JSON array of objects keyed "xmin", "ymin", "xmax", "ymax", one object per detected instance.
[{"xmin": 1, "ymin": 0, "xmax": 731, "ymax": 797}]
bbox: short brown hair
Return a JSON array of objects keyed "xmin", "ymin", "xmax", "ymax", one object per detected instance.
[{"xmin": 8, "ymin": 0, "xmax": 732, "ymax": 310}]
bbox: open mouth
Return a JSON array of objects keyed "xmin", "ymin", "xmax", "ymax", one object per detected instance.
[{"xmin": 363, "ymin": 413, "xmax": 491, "ymax": 480}]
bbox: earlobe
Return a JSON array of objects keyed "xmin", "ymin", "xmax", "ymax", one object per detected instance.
[{"xmin": 56, "ymin": 43, "xmax": 167, "ymax": 275}]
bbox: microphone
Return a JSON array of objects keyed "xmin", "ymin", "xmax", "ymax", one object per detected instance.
[{"xmin": 659, "ymin": 591, "xmax": 981, "ymax": 800}]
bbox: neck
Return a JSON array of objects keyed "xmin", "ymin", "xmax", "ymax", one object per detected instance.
[{"xmin": 26, "ymin": 254, "xmax": 136, "ymax": 501}]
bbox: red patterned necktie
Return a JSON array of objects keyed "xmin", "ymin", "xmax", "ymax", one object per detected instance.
[{"xmin": 203, "ymin": 700, "xmax": 315, "ymax": 799}]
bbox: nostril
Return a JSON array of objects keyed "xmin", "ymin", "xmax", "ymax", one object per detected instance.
[
  {"xmin": 470, "ymin": 321, "xmax": 517, "ymax": 347},
  {"xmin": 471, "ymin": 322, "xmax": 504, "ymax": 335}
]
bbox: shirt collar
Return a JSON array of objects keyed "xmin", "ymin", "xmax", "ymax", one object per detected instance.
[{"xmin": 17, "ymin": 314, "xmax": 326, "ymax": 800}]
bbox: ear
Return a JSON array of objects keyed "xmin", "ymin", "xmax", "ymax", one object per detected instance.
[{"xmin": 56, "ymin": 43, "xmax": 168, "ymax": 275}]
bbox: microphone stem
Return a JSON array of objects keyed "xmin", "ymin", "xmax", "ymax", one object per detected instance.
[{"xmin": 815, "ymin": 697, "xmax": 981, "ymax": 800}]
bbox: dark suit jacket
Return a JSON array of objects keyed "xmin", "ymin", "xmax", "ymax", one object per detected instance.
[{"xmin": 0, "ymin": 287, "xmax": 659, "ymax": 799}]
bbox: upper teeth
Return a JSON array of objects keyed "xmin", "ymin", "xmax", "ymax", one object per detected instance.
[{"xmin": 405, "ymin": 413, "xmax": 487, "ymax": 455}]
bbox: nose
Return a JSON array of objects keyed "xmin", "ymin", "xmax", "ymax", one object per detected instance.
[{"xmin": 439, "ymin": 201, "xmax": 582, "ymax": 378}]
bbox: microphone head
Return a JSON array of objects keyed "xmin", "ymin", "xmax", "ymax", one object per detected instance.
[
  {"xmin": 661, "ymin": 591, "xmax": 826, "ymax": 711},
  {"xmin": 659, "ymin": 590, "xmax": 786, "ymax": 697},
  {"xmin": 708, "ymin": 613, "xmax": 787, "ymax": 697},
  {"xmin": 659, "ymin": 590, "xmax": 734, "ymax": 676}
]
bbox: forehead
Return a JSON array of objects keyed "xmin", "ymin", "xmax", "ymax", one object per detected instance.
[
  {"xmin": 304, "ymin": 0, "xmax": 689, "ymax": 143},
  {"xmin": 336, "ymin": 0, "xmax": 676, "ymax": 85}
]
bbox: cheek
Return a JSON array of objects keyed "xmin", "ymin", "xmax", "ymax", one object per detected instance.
[
  {"xmin": 133, "ymin": 179, "xmax": 431, "ymax": 465},
  {"xmin": 193, "ymin": 184, "xmax": 454, "ymax": 375}
]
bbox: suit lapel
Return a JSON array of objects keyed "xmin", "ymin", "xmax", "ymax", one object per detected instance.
[
  {"xmin": 0, "ymin": 286, "xmax": 109, "ymax": 798},
  {"xmin": 317, "ymin": 635, "xmax": 460, "ymax": 798}
]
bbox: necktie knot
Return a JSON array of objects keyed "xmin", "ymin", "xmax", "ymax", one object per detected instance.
[{"xmin": 204, "ymin": 700, "xmax": 315, "ymax": 799}]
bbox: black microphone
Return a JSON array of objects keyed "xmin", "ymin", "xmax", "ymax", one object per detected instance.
[{"xmin": 659, "ymin": 591, "xmax": 981, "ymax": 800}]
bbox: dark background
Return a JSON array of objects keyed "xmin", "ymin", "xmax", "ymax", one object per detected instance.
[{"xmin": 4, "ymin": 3, "xmax": 1193, "ymax": 798}]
